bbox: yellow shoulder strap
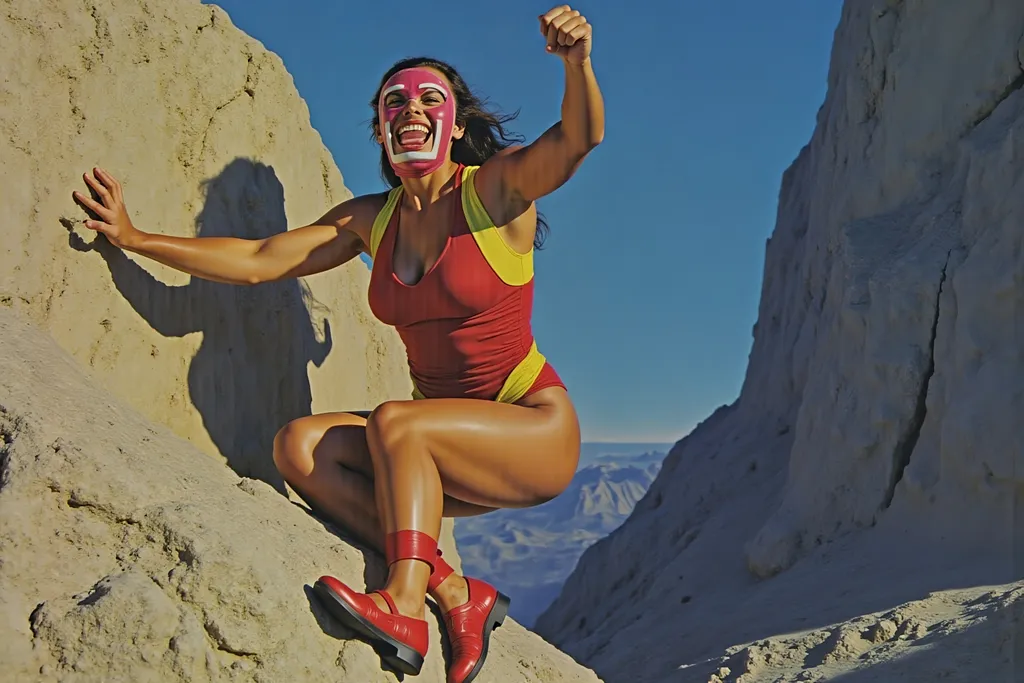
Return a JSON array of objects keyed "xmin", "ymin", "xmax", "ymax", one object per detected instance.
[
  {"xmin": 369, "ymin": 187, "xmax": 403, "ymax": 261},
  {"xmin": 460, "ymin": 165, "xmax": 534, "ymax": 286}
]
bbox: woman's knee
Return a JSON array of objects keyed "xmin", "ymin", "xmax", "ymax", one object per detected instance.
[
  {"xmin": 364, "ymin": 400, "xmax": 418, "ymax": 457},
  {"xmin": 272, "ymin": 417, "xmax": 318, "ymax": 479}
]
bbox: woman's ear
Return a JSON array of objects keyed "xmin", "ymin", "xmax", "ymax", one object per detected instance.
[{"xmin": 452, "ymin": 121, "xmax": 465, "ymax": 141}]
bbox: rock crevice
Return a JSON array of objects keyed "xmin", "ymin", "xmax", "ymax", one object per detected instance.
[
  {"xmin": 882, "ymin": 250, "xmax": 949, "ymax": 509},
  {"xmin": 971, "ymin": 70, "xmax": 1024, "ymax": 131}
]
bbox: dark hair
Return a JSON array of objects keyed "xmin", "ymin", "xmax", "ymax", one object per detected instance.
[{"xmin": 368, "ymin": 56, "xmax": 549, "ymax": 250}]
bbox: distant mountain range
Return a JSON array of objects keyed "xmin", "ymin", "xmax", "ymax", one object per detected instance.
[{"xmin": 453, "ymin": 443, "xmax": 672, "ymax": 627}]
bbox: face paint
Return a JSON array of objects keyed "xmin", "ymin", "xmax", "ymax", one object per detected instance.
[{"xmin": 378, "ymin": 68, "xmax": 456, "ymax": 178}]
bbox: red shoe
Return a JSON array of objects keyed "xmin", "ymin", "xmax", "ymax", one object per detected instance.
[
  {"xmin": 428, "ymin": 550, "xmax": 511, "ymax": 683},
  {"xmin": 443, "ymin": 577, "xmax": 510, "ymax": 683},
  {"xmin": 313, "ymin": 577, "xmax": 429, "ymax": 674},
  {"xmin": 313, "ymin": 529, "xmax": 438, "ymax": 675}
]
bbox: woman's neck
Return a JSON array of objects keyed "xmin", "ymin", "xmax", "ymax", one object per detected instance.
[{"xmin": 398, "ymin": 159, "xmax": 461, "ymax": 211}]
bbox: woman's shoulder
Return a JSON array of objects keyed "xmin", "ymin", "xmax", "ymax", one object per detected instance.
[
  {"xmin": 345, "ymin": 189, "xmax": 403, "ymax": 260},
  {"xmin": 311, "ymin": 190, "xmax": 395, "ymax": 249},
  {"xmin": 349, "ymin": 190, "xmax": 395, "ymax": 214},
  {"xmin": 348, "ymin": 190, "xmax": 397, "ymax": 225}
]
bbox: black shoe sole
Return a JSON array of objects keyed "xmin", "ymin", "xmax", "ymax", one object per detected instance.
[{"xmin": 312, "ymin": 579, "xmax": 425, "ymax": 675}]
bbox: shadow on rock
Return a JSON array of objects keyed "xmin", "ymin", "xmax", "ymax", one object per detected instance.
[
  {"xmin": 289, "ymin": 493, "xmax": 389, "ymax": 593},
  {"xmin": 303, "ymin": 579, "xmax": 454, "ymax": 680},
  {"xmin": 304, "ymin": 583, "xmax": 414, "ymax": 680},
  {"xmin": 67, "ymin": 157, "xmax": 333, "ymax": 492}
]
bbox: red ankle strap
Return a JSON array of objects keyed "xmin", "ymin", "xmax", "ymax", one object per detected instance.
[
  {"xmin": 373, "ymin": 589, "xmax": 399, "ymax": 615},
  {"xmin": 427, "ymin": 548, "xmax": 455, "ymax": 593},
  {"xmin": 385, "ymin": 530, "xmax": 437, "ymax": 571}
]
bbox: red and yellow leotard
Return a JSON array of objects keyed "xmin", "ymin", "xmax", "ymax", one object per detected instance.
[{"xmin": 366, "ymin": 164, "xmax": 564, "ymax": 403}]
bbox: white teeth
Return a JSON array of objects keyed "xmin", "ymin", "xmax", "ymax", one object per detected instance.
[{"xmin": 397, "ymin": 123, "xmax": 430, "ymax": 135}]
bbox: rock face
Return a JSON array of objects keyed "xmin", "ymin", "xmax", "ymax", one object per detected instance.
[
  {"xmin": 537, "ymin": 2, "xmax": 1024, "ymax": 682},
  {"xmin": 0, "ymin": 307, "xmax": 602, "ymax": 683},
  {"xmin": 1, "ymin": 0, "xmax": 412, "ymax": 490},
  {"xmin": 0, "ymin": 0, "xmax": 463, "ymax": 642},
  {"xmin": 0, "ymin": 1, "xmax": 598, "ymax": 680}
]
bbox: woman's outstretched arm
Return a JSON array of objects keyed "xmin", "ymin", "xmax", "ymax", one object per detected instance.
[
  {"xmin": 477, "ymin": 5, "xmax": 605, "ymax": 212},
  {"xmin": 74, "ymin": 167, "xmax": 371, "ymax": 285}
]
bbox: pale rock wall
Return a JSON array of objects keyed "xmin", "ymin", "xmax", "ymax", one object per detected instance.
[
  {"xmin": 536, "ymin": 2, "xmax": 1024, "ymax": 681},
  {"xmin": 0, "ymin": 0, "xmax": 469, "ymax": 617},
  {"xmin": 0, "ymin": 308, "xmax": 600, "ymax": 683},
  {"xmin": 1, "ymin": 0, "xmax": 412, "ymax": 489}
]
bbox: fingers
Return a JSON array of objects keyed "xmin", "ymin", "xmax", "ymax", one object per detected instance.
[
  {"xmin": 539, "ymin": 4, "xmax": 570, "ymax": 27},
  {"xmin": 539, "ymin": 5, "xmax": 571, "ymax": 39},
  {"xmin": 557, "ymin": 15, "xmax": 588, "ymax": 45},
  {"xmin": 95, "ymin": 167, "xmax": 124, "ymax": 204},
  {"xmin": 83, "ymin": 170, "xmax": 113, "ymax": 205},
  {"xmin": 73, "ymin": 167, "xmax": 126, "ymax": 224},
  {"xmin": 568, "ymin": 24, "xmax": 590, "ymax": 46},
  {"xmin": 86, "ymin": 167, "xmax": 126, "ymax": 206},
  {"xmin": 72, "ymin": 188, "xmax": 114, "ymax": 222},
  {"xmin": 544, "ymin": 7, "xmax": 575, "ymax": 49},
  {"xmin": 538, "ymin": 5, "xmax": 590, "ymax": 51}
]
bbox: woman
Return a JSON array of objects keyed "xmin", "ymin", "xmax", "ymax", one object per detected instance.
[{"xmin": 73, "ymin": 5, "xmax": 603, "ymax": 680}]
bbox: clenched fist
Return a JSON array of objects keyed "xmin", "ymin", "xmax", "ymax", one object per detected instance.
[{"xmin": 539, "ymin": 5, "xmax": 592, "ymax": 66}]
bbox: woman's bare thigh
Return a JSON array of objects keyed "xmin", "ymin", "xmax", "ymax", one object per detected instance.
[
  {"xmin": 366, "ymin": 387, "xmax": 581, "ymax": 509},
  {"xmin": 279, "ymin": 410, "xmax": 500, "ymax": 518}
]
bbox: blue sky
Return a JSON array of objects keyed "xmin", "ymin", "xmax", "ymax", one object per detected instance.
[{"xmin": 206, "ymin": 0, "xmax": 842, "ymax": 442}]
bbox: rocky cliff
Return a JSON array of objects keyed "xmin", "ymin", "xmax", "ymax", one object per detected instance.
[
  {"xmin": 0, "ymin": 0, "xmax": 601, "ymax": 680},
  {"xmin": 0, "ymin": 0, "xmax": 479, "ymax": 560},
  {"xmin": 0, "ymin": 308, "xmax": 600, "ymax": 682},
  {"xmin": 537, "ymin": 2, "xmax": 1024, "ymax": 682},
  {"xmin": 1, "ymin": 0, "xmax": 411, "ymax": 488}
]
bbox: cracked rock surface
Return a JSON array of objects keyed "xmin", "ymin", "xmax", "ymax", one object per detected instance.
[
  {"xmin": 538, "ymin": 2, "xmax": 1024, "ymax": 682},
  {"xmin": 0, "ymin": 307, "xmax": 602, "ymax": 682},
  {"xmin": 1, "ymin": 0, "xmax": 414, "ymax": 491},
  {"xmin": 0, "ymin": 0, "xmax": 601, "ymax": 680}
]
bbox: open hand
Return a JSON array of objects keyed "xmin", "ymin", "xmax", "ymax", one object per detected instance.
[
  {"xmin": 72, "ymin": 167, "xmax": 142, "ymax": 250},
  {"xmin": 539, "ymin": 5, "xmax": 592, "ymax": 66}
]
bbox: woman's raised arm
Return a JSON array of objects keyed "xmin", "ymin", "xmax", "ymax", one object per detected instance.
[{"xmin": 475, "ymin": 5, "xmax": 604, "ymax": 216}]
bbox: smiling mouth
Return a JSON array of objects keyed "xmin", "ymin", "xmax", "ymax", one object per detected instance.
[{"xmin": 395, "ymin": 122, "xmax": 431, "ymax": 151}]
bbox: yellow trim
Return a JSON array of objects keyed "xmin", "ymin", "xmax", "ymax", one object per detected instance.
[
  {"xmin": 411, "ymin": 341, "xmax": 547, "ymax": 404},
  {"xmin": 460, "ymin": 166, "xmax": 534, "ymax": 286},
  {"xmin": 369, "ymin": 187, "xmax": 403, "ymax": 261},
  {"xmin": 495, "ymin": 341, "xmax": 547, "ymax": 403}
]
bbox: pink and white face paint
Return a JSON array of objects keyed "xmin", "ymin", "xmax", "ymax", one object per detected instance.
[{"xmin": 378, "ymin": 67, "xmax": 455, "ymax": 178}]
